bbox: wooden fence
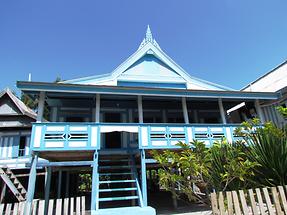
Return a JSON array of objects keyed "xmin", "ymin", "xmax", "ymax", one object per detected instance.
[
  {"xmin": 0, "ymin": 196, "xmax": 86, "ymax": 215},
  {"xmin": 211, "ymin": 186, "xmax": 287, "ymax": 214}
]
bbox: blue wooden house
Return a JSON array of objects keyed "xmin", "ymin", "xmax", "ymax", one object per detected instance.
[{"xmin": 15, "ymin": 26, "xmax": 279, "ymax": 214}]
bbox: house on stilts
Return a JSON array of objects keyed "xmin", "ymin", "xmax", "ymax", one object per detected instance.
[{"xmin": 6, "ymin": 26, "xmax": 280, "ymax": 214}]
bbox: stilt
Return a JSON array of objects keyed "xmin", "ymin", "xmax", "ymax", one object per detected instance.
[
  {"xmin": 24, "ymin": 154, "xmax": 38, "ymax": 215},
  {"xmin": 44, "ymin": 167, "xmax": 52, "ymax": 215},
  {"xmin": 57, "ymin": 170, "xmax": 62, "ymax": 199},
  {"xmin": 141, "ymin": 149, "xmax": 147, "ymax": 206},
  {"xmin": 65, "ymin": 171, "xmax": 70, "ymax": 197},
  {"xmin": 91, "ymin": 151, "xmax": 99, "ymax": 211},
  {"xmin": 0, "ymin": 182, "xmax": 6, "ymax": 203}
]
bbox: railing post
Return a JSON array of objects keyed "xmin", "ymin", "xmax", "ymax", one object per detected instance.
[
  {"xmin": 24, "ymin": 154, "xmax": 38, "ymax": 215},
  {"xmin": 91, "ymin": 151, "xmax": 99, "ymax": 211},
  {"xmin": 141, "ymin": 149, "xmax": 147, "ymax": 206}
]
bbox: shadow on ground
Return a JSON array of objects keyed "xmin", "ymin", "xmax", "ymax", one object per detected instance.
[{"xmin": 148, "ymin": 191, "xmax": 211, "ymax": 215}]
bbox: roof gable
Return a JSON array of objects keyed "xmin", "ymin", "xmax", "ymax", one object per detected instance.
[
  {"xmin": 62, "ymin": 26, "xmax": 233, "ymax": 91},
  {"xmin": 0, "ymin": 88, "xmax": 37, "ymax": 119}
]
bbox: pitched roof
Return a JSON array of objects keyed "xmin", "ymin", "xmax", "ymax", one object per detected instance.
[
  {"xmin": 62, "ymin": 26, "xmax": 233, "ymax": 91},
  {"xmin": 0, "ymin": 88, "xmax": 37, "ymax": 120},
  {"xmin": 242, "ymin": 59, "xmax": 287, "ymax": 92}
]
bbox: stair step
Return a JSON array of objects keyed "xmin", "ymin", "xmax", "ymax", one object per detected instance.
[
  {"xmin": 100, "ymin": 159, "xmax": 130, "ymax": 162},
  {"xmin": 99, "ymin": 172, "xmax": 133, "ymax": 176},
  {"xmin": 99, "ymin": 196, "xmax": 139, "ymax": 202},
  {"xmin": 99, "ymin": 187, "xmax": 137, "ymax": 192},
  {"xmin": 99, "ymin": 180, "xmax": 136, "ymax": 184},
  {"xmin": 99, "ymin": 165, "xmax": 131, "ymax": 169}
]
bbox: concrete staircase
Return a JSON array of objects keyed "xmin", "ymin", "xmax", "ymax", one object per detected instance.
[{"xmin": 0, "ymin": 167, "xmax": 26, "ymax": 201}]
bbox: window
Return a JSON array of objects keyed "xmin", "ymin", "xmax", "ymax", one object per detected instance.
[{"xmin": 18, "ymin": 136, "xmax": 26, "ymax": 157}]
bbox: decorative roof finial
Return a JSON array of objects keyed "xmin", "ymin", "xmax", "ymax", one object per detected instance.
[
  {"xmin": 146, "ymin": 25, "xmax": 153, "ymax": 42},
  {"xmin": 138, "ymin": 25, "xmax": 161, "ymax": 50}
]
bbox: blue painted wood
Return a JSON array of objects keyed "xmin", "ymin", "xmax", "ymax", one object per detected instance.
[
  {"xmin": 118, "ymin": 81, "xmax": 187, "ymax": 89},
  {"xmin": 99, "ymin": 196, "xmax": 139, "ymax": 202},
  {"xmin": 91, "ymin": 151, "xmax": 99, "ymax": 211},
  {"xmin": 17, "ymin": 81, "xmax": 278, "ymax": 100},
  {"xmin": 24, "ymin": 154, "xmax": 38, "ymax": 215},
  {"xmin": 29, "ymin": 122, "xmax": 249, "ymax": 152},
  {"xmin": 11, "ymin": 136, "xmax": 20, "ymax": 158},
  {"xmin": 140, "ymin": 150, "xmax": 147, "ymax": 207}
]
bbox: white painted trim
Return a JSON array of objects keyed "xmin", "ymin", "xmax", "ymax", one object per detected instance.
[
  {"xmin": 218, "ymin": 98, "xmax": 227, "ymax": 124},
  {"xmin": 182, "ymin": 97, "xmax": 189, "ymax": 124}
]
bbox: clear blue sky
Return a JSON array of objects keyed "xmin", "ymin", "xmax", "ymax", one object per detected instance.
[{"xmin": 0, "ymin": 0, "xmax": 286, "ymax": 93}]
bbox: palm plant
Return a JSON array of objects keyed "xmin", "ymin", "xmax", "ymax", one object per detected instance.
[{"xmin": 237, "ymin": 119, "xmax": 287, "ymax": 186}]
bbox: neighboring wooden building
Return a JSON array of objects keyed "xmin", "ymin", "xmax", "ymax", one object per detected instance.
[
  {"xmin": 242, "ymin": 60, "xmax": 287, "ymax": 127},
  {"xmin": 14, "ymin": 26, "xmax": 280, "ymax": 214},
  {"xmin": 0, "ymin": 88, "xmax": 36, "ymax": 168}
]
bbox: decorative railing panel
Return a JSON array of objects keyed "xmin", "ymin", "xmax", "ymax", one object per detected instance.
[
  {"xmin": 139, "ymin": 124, "xmax": 241, "ymax": 149},
  {"xmin": 31, "ymin": 124, "xmax": 100, "ymax": 151},
  {"xmin": 30, "ymin": 123, "xmax": 243, "ymax": 151}
]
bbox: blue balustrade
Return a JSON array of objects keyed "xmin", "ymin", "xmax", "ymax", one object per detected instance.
[{"xmin": 30, "ymin": 122, "xmax": 243, "ymax": 151}]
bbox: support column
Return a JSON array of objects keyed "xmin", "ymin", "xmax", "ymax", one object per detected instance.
[
  {"xmin": 218, "ymin": 98, "xmax": 227, "ymax": 124},
  {"xmin": 91, "ymin": 151, "xmax": 99, "ymax": 211},
  {"xmin": 0, "ymin": 182, "xmax": 6, "ymax": 203},
  {"xmin": 141, "ymin": 149, "xmax": 147, "ymax": 206},
  {"xmin": 182, "ymin": 97, "xmax": 189, "ymax": 124},
  {"xmin": 95, "ymin": 94, "xmax": 101, "ymax": 123},
  {"xmin": 57, "ymin": 170, "xmax": 62, "ymax": 199},
  {"xmin": 162, "ymin": 110, "xmax": 167, "ymax": 123},
  {"xmin": 24, "ymin": 154, "xmax": 38, "ymax": 215},
  {"xmin": 65, "ymin": 172, "xmax": 70, "ymax": 197},
  {"xmin": 138, "ymin": 95, "xmax": 143, "ymax": 123},
  {"xmin": 36, "ymin": 91, "xmax": 46, "ymax": 122},
  {"xmin": 255, "ymin": 99, "xmax": 265, "ymax": 123},
  {"xmin": 44, "ymin": 167, "xmax": 52, "ymax": 215},
  {"xmin": 50, "ymin": 107, "xmax": 58, "ymax": 122}
]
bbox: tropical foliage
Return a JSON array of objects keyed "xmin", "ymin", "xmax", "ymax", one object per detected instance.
[
  {"xmin": 152, "ymin": 113, "xmax": 287, "ymax": 205},
  {"xmin": 152, "ymin": 139, "xmax": 257, "ymax": 204},
  {"xmin": 236, "ymin": 118, "xmax": 287, "ymax": 186}
]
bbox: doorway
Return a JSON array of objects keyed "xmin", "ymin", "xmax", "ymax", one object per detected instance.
[{"xmin": 104, "ymin": 112, "xmax": 122, "ymax": 149}]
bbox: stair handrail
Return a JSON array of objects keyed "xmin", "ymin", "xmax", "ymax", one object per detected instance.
[{"xmin": 130, "ymin": 154, "xmax": 144, "ymax": 207}]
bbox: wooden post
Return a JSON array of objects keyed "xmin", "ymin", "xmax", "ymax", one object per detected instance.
[
  {"xmin": 218, "ymin": 98, "xmax": 227, "ymax": 124},
  {"xmin": 95, "ymin": 94, "xmax": 100, "ymax": 123},
  {"xmin": 91, "ymin": 151, "xmax": 99, "ymax": 211},
  {"xmin": 24, "ymin": 154, "xmax": 38, "ymax": 215},
  {"xmin": 65, "ymin": 172, "xmax": 70, "ymax": 197},
  {"xmin": 0, "ymin": 181, "xmax": 6, "ymax": 203},
  {"xmin": 36, "ymin": 91, "xmax": 46, "ymax": 122},
  {"xmin": 50, "ymin": 107, "xmax": 58, "ymax": 122},
  {"xmin": 255, "ymin": 99, "xmax": 265, "ymax": 123},
  {"xmin": 182, "ymin": 97, "xmax": 189, "ymax": 124},
  {"xmin": 57, "ymin": 170, "xmax": 62, "ymax": 199},
  {"xmin": 44, "ymin": 167, "xmax": 52, "ymax": 215},
  {"xmin": 141, "ymin": 149, "xmax": 147, "ymax": 206},
  {"xmin": 138, "ymin": 95, "xmax": 143, "ymax": 123}
]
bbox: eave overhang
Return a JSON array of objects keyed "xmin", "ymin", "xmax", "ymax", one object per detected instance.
[{"xmin": 17, "ymin": 81, "xmax": 279, "ymax": 100}]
